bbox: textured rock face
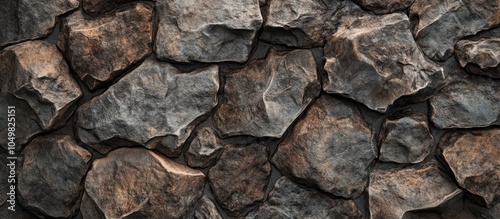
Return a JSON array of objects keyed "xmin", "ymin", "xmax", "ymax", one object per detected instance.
[
  {"xmin": 409, "ymin": 0, "xmax": 500, "ymax": 61},
  {"xmin": 353, "ymin": 0, "xmax": 413, "ymax": 14},
  {"xmin": 83, "ymin": 148, "xmax": 205, "ymax": 219},
  {"xmin": 58, "ymin": 3, "xmax": 153, "ymax": 90},
  {"xmin": 379, "ymin": 110, "xmax": 434, "ymax": 164},
  {"xmin": 208, "ymin": 143, "xmax": 271, "ymax": 216},
  {"xmin": 369, "ymin": 161, "xmax": 463, "ymax": 219},
  {"xmin": 438, "ymin": 129, "xmax": 500, "ymax": 207},
  {"xmin": 0, "ymin": 0, "xmax": 79, "ymax": 47},
  {"xmin": 185, "ymin": 127, "xmax": 224, "ymax": 168},
  {"xmin": 272, "ymin": 95, "xmax": 376, "ymax": 198},
  {"xmin": 18, "ymin": 134, "xmax": 91, "ymax": 218},
  {"xmin": 186, "ymin": 196, "xmax": 223, "ymax": 219},
  {"xmin": 455, "ymin": 38, "xmax": 500, "ymax": 78},
  {"xmin": 0, "ymin": 41, "xmax": 82, "ymax": 148},
  {"xmin": 246, "ymin": 177, "xmax": 362, "ymax": 219},
  {"xmin": 155, "ymin": 0, "xmax": 262, "ymax": 63},
  {"xmin": 83, "ymin": 0, "xmax": 142, "ymax": 16},
  {"xmin": 323, "ymin": 12, "xmax": 444, "ymax": 112},
  {"xmin": 213, "ymin": 49, "xmax": 320, "ymax": 138},
  {"xmin": 75, "ymin": 59, "xmax": 219, "ymax": 157}
]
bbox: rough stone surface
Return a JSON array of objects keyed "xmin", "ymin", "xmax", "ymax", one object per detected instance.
[
  {"xmin": 272, "ymin": 95, "xmax": 376, "ymax": 198},
  {"xmin": 409, "ymin": 0, "xmax": 500, "ymax": 61},
  {"xmin": 379, "ymin": 109, "xmax": 434, "ymax": 164},
  {"xmin": 58, "ymin": 3, "xmax": 153, "ymax": 90},
  {"xmin": 323, "ymin": 12, "xmax": 444, "ymax": 112},
  {"xmin": 74, "ymin": 59, "xmax": 219, "ymax": 157},
  {"xmin": 208, "ymin": 142, "xmax": 271, "ymax": 216},
  {"xmin": 369, "ymin": 161, "xmax": 463, "ymax": 219},
  {"xmin": 185, "ymin": 195, "xmax": 223, "ymax": 219},
  {"xmin": 213, "ymin": 49, "xmax": 320, "ymax": 138},
  {"xmin": 0, "ymin": 0, "xmax": 79, "ymax": 47},
  {"xmin": 0, "ymin": 41, "xmax": 82, "ymax": 148},
  {"xmin": 155, "ymin": 0, "xmax": 262, "ymax": 63},
  {"xmin": 0, "ymin": 203, "xmax": 38, "ymax": 219},
  {"xmin": 455, "ymin": 37, "xmax": 500, "ymax": 78},
  {"xmin": 83, "ymin": 148, "xmax": 205, "ymax": 219},
  {"xmin": 83, "ymin": 0, "xmax": 143, "ymax": 16},
  {"xmin": 438, "ymin": 129, "xmax": 500, "ymax": 207},
  {"xmin": 18, "ymin": 134, "xmax": 91, "ymax": 218},
  {"xmin": 185, "ymin": 127, "xmax": 224, "ymax": 168},
  {"xmin": 246, "ymin": 177, "xmax": 362, "ymax": 219},
  {"xmin": 353, "ymin": 0, "xmax": 413, "ymax": 14}
]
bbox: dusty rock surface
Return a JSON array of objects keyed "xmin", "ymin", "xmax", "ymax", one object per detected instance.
[
  {"xmin": 455, "ymin": 37, "xmax": 500, "ymax": 78},
  {"xmin": 353, "ymin": 0, "xmax": 413, "ymax": 14},
  {"xmin": 185, "ymin": 127, "xmax": 224, "ymax": 168},
  {"xmin": 185, "ymin": 195, "xmax": 223, "ymax": 219}
]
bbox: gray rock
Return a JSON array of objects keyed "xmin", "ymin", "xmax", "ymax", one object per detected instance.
[
  {"xmin": 409, "ymin": 0, "xmax": 500, "ymax": 61},
  {"xmin": 246, "ymin": 177, "xmax": 363, "ymax": 219},
  {"xmin": 83, "ymin": 147, "xmax": 205, "ymax": 219},
  {"xmin": 369, "ymin": 161, "xmax": 463, "ymax": 219},
  {"xmin": 82, "ymin": 0, "xmax": 145, "ymax": 16},
  {"xmin": 323, "ymin": 12, "xmax": 444, "ymax": 112},
  {"xmin": 0, "ymin": 202, "xmax": 38, "ymax": 219},
  {"xmin": 437, "ymin": 129, "xmax": 500, "ymax": 207},
  {"xmin": 455, "ymin": 37, "xmax": 500, "ymax": 78},
  {"xmin": 155, "ymin": 0, "xmax": 262, "ymax": 63},
  {"xmin": 0, "ymin": 0, "xmax": 79, "ymax": 47},
  {"xmin": 58, "ymin": 3, "xmax": 153, "ymax": 90},
  {"xmin": 272, "ymin": 95, "xmax": 377, "ymax": 198},
  {"xmin": 208, "ymin": 142, "xmax": 271, "ymax": 216},
  {"xmin": 74, "ymin": 59, "xmax": 219, "ymax": 157},
  {"xmin": 185, "ymin": 195, "xmax": 223, "ymax": 219},
  {"xmin": 0, "ymin": 159, "xmax": 7, "ymax": 206},
  {"xmin": 213, "ymin": 49, "xmax": 320, "ymax": 138},
  {"xmin": 353, "ymin": 0, "xmax": 413, "ymax": 14},
  {"xmin": 0, "ymin": 41, "xmax": 82, "ymax": 149},
  {"xmin": 185, "ymin": 127, "xmax": 224, "ymax": 168},
  {"xmin": 80, "ymin": 192, "xmax": 105, "ymax": 219},
  {"xmin": 18, "ymin": 134, "xmax": 92, "ymax": 218},
  {"xmin": 379, "ymin": 110, "xmax": 434, "ymax": 164}
]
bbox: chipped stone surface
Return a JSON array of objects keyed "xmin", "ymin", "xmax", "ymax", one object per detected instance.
[
  {"xmin": 185, "ymin": 127, "xmax": 224, "ymax": 168},
  {"xmin": 155, "ymin": 0, "xmax": 262, "ymax": 63},
  {"xmin": 74, "ymin": 59, "xmax": 219, "ymax": 157},
  {"xmin": 82, "ymin": 0, "xmax": 143, "ymax": 16},
  {"xmin": 185, "ymin": 195, "xmax": 223, "ymax": 219},
  {"xmin": 353, "ymin": 0, "xmax": 413, "ymax": 14},
  {"xmin": 272, "ymin": 95, "xmax": 376, "ymax": 198},
  {"xmin": 213, "ymin": 49, "xmax": 320, "ymax": 138},
  {"xmin": 455, "ymin": 37, "xmax": 500, "ymax": 78},
  {"xmin": 58, "ymin": 3, "xmax": 153, "ymax": 90},
  {"xmin": 18, "ymin": 134, "xmax": 91, "ymax": 218}
]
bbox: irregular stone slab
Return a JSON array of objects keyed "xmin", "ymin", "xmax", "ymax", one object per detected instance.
[
  {"xmin": 208, "ymin": 142, "xmax": 271, "ymax": 216},
  {"xmin": 353, "ymin": 0, "xmax": 413, "ymax": 14},
  {"xmin": 0, "ymin": 41, "xmax": 82, "ymax": 148},
  {"xmin": 58, "ymin": 3, "xmax": 153, "ymax": 90},
  {"xmin": 84, "ymin": 148, "xmax": 205, "ymax": 219},
  {"xmin": 213, "ymin": 49, "xmax": 320, "ymax": 138},
  {"xmin": 438, "ymin": 129, "xmax": 500, "ymax": 207},
  {"xmin": 272, "ymin": 95, "xmax": 376, "ymax": 198},
  {"xmin": 323, "ymin": 12, "xmax": 444, "ymax": 112},
  {"xmin": 83, "ymin": 0, "xmax": 145, "ymax": 16},
  {"xmin": 185, "ymin": 195, "xmax": 223, "ymax": 219},
  {"xmin": 455, "ymin": 37, "xmax": 500, "ymax": 78},
  {"xmin": 0, "ymin": 0, "xmax": 79, "ymax": 47},
  {"xmin": 409, "ymin": 0, "xmax": 500, "ymax": 61},
  {"xmin": 18, "ymin": 134, "xmax": 91, "ymax": 218},
  {"xmin": 369, "ymin": 161, "xmax": 463, "ymax": 219},
  {"xmin": 155, "ymin": 0, "xmax": 262, "ymax": 63},
  {"xmin": 379, "ymin": 110, "xmax": 434, "ymax": 164},
  {"xmin": 74, "ymin": 59, "xmax": 219, "ymax": 157},
  {"xmin": 246, "ymin": 177, "xmax": 362, "ymax": 219},
  {"xmin": 185, "ymin": 127, "xmax": 224, "ymax": 168}
]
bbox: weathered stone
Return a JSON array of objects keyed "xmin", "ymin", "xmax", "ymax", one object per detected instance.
[
  {"xmin": 246, "ymin": 177, "xmax": 362, "ymax": 219},
  {"xmin": 208, "ymin": 142, "xmax": 271, "ymax": 216},
  {"xmin": 379, "ymin": 109, "xmax": 434, "ymax": 164},
  {"xmin": 82, "ymin": 0, "xmax": 144, "ymax": 16},
  {"xmin": 455, "ymin": 37, "xmax": 500, "ymax": 78},
  {"xmin": 0, "ymin": 0, "xmax": 79, "ymax": 47},
  {"xmin": 272, "ymin": 95, "xmax": 376, "ymax": 198},
  {"xmin": 0, "ymin": 41, "xmax": 82, "ymax": 149},
  {"xmin": 155, "ymin": 0, "xmax": 262, "ymax": 63},
  {"xmin": 353, "ymin": 0, "xmax": 413, "ymax": 14},
  {"xmin": 18, "ymin": 134, "xmax": 91, "ymax": 218},
  {"xmin": 185, "ymin": 127, "xmax": 224, "ymax": 168},
  {"xmin": 323, "ymin": 12, "xmax": 444, "ymax": 112},
  {"xmin": 409, "ymin": 0, "xmax": 500, "ymax": 61},
  {"xmin": 0, "ymin": 203, "xmax": 38, "ymax": 219},
  {"xmin": 369, "ymin": 161, "xmax": 463, "ymax": 219},
  {"xmin": 74, "ymin": 59, "xmax": 219, "ymax": 157},
  {"xmin": 58, "ymin": 3, "xmax": 153, "ymax": 90},
  {"xmin": 84, "ymin": 148, "xmax": 205, "ymax": 219},
  {"xmin": 438, "ymin": 129, "xmax": 500, "ymax": 207},
  {"xmin": 185, "ymin": 195, "xmax": 223, "ymax": 219},
  {"xmin": 213, "ymin": 49, "xmax": 320, "ymax": 138}
]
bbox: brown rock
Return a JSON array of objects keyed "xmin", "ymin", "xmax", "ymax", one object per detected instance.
[
  {"xmin": 353, "ymin": 0, "xmax": 413, "ymax": 14},
  {"xmin": 82, "ymin": 0, "xmax": 145, "ymax": 16},
  {"xmin": 455, "ymin": 37, "xmax": 500, "ymax": 78},
  {"xmin": 185, "ymin": 127, "xmax": 224, "ymax": 168},
  {"xmin": 185, "ymin": 195, "xmax": 223, "ymax": 219}
]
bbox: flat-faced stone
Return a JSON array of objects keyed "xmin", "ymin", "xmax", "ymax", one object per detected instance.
[
  {"xmin": 185, "ymin": 127, "xmax": 224, "ymax": 168},
  {"xmin": 185, "ymin": 195, "xmax": 223, "ymax": 219},
  {"xmin": 353, "ymin": 0, "xmax": 413, "ymax": 14},
  {"xmin": 455, "ymin": 37, "xmax": 500, "ymax": 78}
]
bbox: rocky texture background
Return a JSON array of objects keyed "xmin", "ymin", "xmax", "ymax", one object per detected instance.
[{"xmin": 1, "ymin": 0, "xmax": 500, "ymax": 218}]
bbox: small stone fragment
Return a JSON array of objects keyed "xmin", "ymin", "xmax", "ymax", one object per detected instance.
[
  {"xmin": 185, "ymin": 195, "xmax": 223, "ymax": 219},
  {"xmin": 208, "ymin": 142, "xmax": 271, "ymax": 216},
  {"xmin": 353, "ymin": 0, "xmax": 414, "ymax": 14},
  {"xmin": 213, "ymin": 49, "xmax": 320, "ymax": 138},
  {"xmin": 455, "ymin": 37, "xmax": 500, "ymax": 78},
  {"xmin": 17, "ymin": 134, "xmax": 92, "ymax": 218},
  {"xmin": 82, "ymin": 0, "xmax": 144, "ymax": 16},
  {"xmin": 272, "ymin": 95, "xmax": 376, "ymax": 198},
  {"xmin": 185, "ymin": 127, "xmax": 224, "ymax": 168}
]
